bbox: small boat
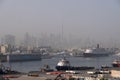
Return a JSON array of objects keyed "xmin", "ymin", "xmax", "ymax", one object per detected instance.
[
  {"xmin": 112, "ymin": 59, "xmax": 120, "ymax": 67},
  {"xmin": 28, "ymin": 71, "xmax": 40, "ymax": 77},
  {"xmin": 0, "ymin": 62, "xmax": 20, "ymax": 74},
  {"xmin": 55, "ymin": 58, "xmax": 94, "ymax": 71}
]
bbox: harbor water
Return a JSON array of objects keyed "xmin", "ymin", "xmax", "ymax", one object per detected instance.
[{"xmin": 2, "ymin": 54, "xmax": 120, "ymax": 73}]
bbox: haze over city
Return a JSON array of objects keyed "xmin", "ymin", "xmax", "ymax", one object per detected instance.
[{"xmin": 0, "ymin": 0, "xmax": 120, "ymax": 48}]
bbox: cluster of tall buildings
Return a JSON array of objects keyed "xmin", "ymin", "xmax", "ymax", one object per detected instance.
[
  {"xmin": 0, "ymin": 33, "xmax": 68, "ymax": 49},
  {"xmin": 1, "ymin": 34, "xmax": 15, "ymax": 48},
  {"xmin": 0, "ymin": 33, "xmax": 119, "ymax": 50},
  {"xmin": 0, "ymin": 33, "xmax": 62, "ymax": 50}
]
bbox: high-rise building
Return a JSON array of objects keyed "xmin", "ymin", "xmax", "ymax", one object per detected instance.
[
  {"xmin": 3, "ymin": 34, "xmax": 16, "ymax": 47},
  {"xmin": 24, "ymin": 33, "xmax": 37, "ymax": 49}
]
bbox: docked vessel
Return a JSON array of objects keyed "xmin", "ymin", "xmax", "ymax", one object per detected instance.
[
  {"xmin": 41, "ymin": 53, "xmax": 53, "ymax": 59},
  {"xmin": 7, "ymin": 53, "xmax": 41, "ymax": 62},
  {"xmin": 83, "ymin": 44, "xmax": 110, "ymax": 57},
  {"xmin": 112, "ymin": 59, "xmax": 120, "ymax": 67},
  {"xmin": 55, "ymin": 58, "xmax": 94, "ymax": 71},
  {"xmin": 70, "ymin": 50, "xmax": 84, "ymax": 57}
]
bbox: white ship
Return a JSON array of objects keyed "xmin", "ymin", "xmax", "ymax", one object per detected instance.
[{"xmin": 83, "ymin": 44, "xmax": 110, "ymax": 57}]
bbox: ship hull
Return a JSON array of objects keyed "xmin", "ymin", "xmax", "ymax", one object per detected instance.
[
  {"xmin": 7, "ymin": 53, "xmax": 41, "ymax": 62},
  {"xmin": 112, "ymin": 63, "xmax": 120, "ymax": 67},
  {"xmin": 56, "ymin": 66, "xmax": 94, "ymax": 71},
  {"xmin": 83, "ymin": 53, "xmax": 109, "ymax": 57},
  {"xmin": 0, "ymin": 55, "xmax": 7, "ymax": 62}
]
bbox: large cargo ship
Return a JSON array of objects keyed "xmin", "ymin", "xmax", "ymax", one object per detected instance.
[
  {"xmin": 7, "ymin": 53, "xmax": 41, "ymax": 62},
  {"xmin": 83, "ymin": 44, "xmax": 110, "ymax": 57}
]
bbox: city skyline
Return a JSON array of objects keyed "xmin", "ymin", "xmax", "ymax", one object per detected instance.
[{"xmin": 0, "ymin": 33, "xmax": 118, "ymax": 48}]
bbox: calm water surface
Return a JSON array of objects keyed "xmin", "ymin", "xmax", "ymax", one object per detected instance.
[{"xmin": 2, "ymin": 55, "xmax": 120, "ymax": 73}]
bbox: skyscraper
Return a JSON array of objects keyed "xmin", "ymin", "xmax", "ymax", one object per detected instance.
[{"xmin": 3, "ymin": 34, "xmax": 16, "ymax": 47}]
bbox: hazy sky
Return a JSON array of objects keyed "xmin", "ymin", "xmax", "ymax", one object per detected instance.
[{"xmin": 0, "ymin": 0, "xmax": 120, "ymax": 45}]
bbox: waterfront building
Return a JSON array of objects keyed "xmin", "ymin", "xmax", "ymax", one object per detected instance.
[{"xmin": 0, "ymin": 45, "xmax": 7, "ymax": 53}]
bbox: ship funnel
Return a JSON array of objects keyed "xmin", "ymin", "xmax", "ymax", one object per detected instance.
[{"xmin": 97, "ymin": 44, "xmax": 99, "ymax": 48}]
